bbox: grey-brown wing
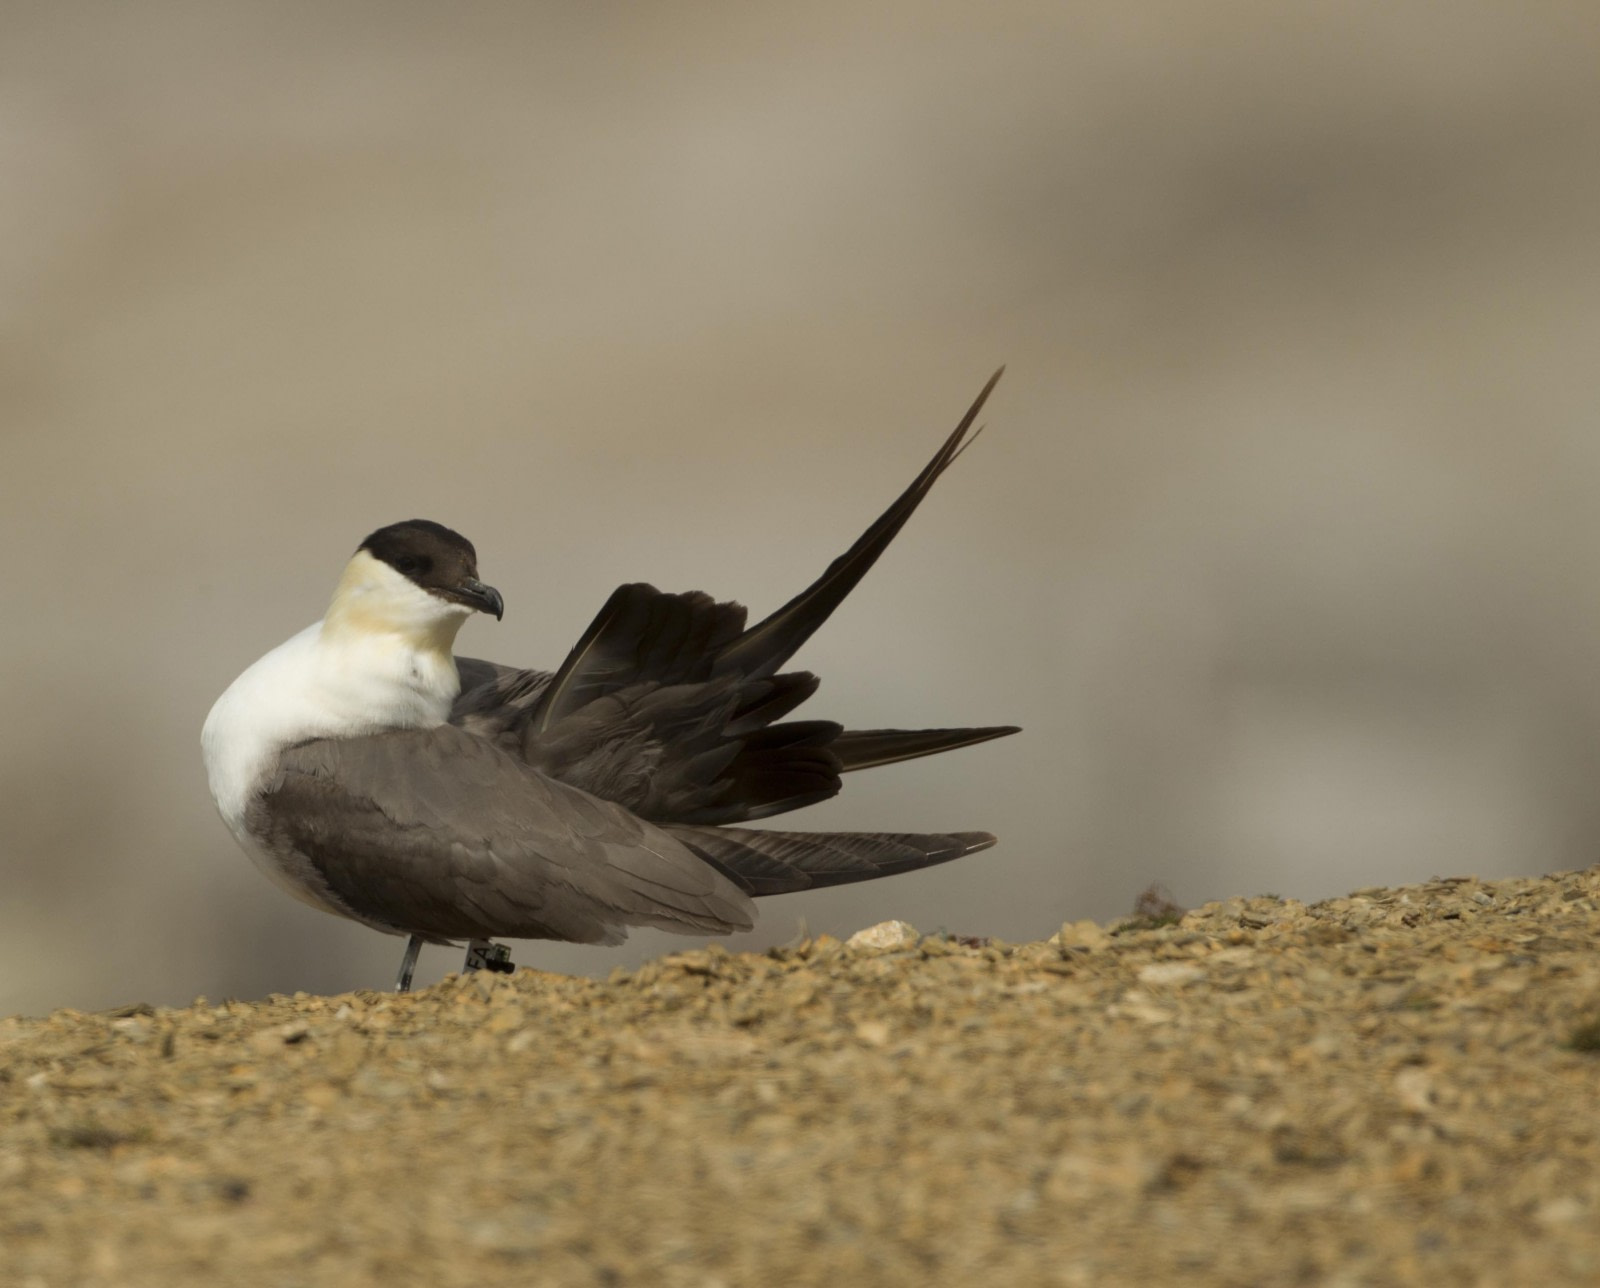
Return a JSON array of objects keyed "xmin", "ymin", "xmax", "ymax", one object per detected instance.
[{"xmin": 251, "ymin": 724, "xmax": 755, "ymax": 945}]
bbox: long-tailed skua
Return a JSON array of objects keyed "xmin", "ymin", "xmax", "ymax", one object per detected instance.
[{"xmin": 202, "ymin": 370, "xmax": 1017, "ymax": 991}]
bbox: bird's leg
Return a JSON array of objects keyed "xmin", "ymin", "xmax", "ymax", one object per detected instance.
[
  {"xmin": 394, "ymin": 935, "xmax": 423, "ymax": 994},
  {"xmin": 464, "ymin": 939, "xmax": 515, "ymax": 976}
]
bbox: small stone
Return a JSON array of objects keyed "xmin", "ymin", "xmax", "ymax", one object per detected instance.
[
  {"xmin": 1535, "ymin": 1196, "xmax": 1586, "ymax": 1227},
  {"xmin": 846, "ymin": 920, "xmax": 920, "ymax": 952},
  {"xmin": 1058, "ymin": 920, "xmax": 1110, "ymax": 952},
  {"xmin": 1136, "ymin": 962, "xmax": 1204, "ymax": 988},
  {"xmin": 1393, "ymin": 1066, "xmax": 1437, "ymax": 1114},
  {"xmin": 250, "ymin": 1024, "xmax": 311, "ymax": 1054},
  {"xmin": 1107, "ymin": 992, "xmax": 1175, "ymax": 1025},
  {"xmin": 483, "ymin": 1007, "xmax": 525, "ymax": 1035}
]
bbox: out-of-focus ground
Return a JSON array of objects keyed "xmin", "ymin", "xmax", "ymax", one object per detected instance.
[
  {"xmin": 5, "ymin": 870, "xmax": 1600, "ymax": 1286},
  {"xmin": 4, "ymin": 2, "xmax": 1600, "ymax": 1015}
]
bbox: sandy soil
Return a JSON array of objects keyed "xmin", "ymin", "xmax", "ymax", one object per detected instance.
[{"xmin": 4, "ymin": 868, "xmax": 1600, "ymax": 1287}]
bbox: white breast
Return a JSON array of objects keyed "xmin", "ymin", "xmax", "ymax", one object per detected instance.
[
  {"xmin": 201, "ymin": 621, "xmax": 461, "ymax": 837},
  {"xmin": 203, "ymin": 550, "xmax": 477, "ymax": 909}
]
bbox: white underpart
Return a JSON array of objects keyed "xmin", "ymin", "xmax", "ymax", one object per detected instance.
[{"xmin": 202, "ymin": 551, "xmax": 474, "ymax": 907}]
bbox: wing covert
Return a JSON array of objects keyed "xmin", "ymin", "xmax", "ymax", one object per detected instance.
[{"xmin": 251, "ymin": 724, "xmax": 755, "ymax": 945}]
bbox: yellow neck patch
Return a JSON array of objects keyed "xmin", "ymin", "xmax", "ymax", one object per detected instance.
[{"xmin": 321, "ymin": 550, "xmax": 470, "ymax": 658}]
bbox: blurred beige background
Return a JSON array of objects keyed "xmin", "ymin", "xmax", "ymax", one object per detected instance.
[{"xmin": 4, "ymin": 1, "xmax": 1600, "ymax": 1015}]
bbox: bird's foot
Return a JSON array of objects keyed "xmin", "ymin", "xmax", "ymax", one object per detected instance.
[{"xmin": 464, "ymin": 939, "xmax": 515, "ymax": 975}]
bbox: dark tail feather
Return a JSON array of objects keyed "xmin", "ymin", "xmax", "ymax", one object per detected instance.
[
  {"xmin": 832, "ymin": 725, "xmax": 1021, "ymax": 773},
  {"xmin": 666, "ymin": 825, "xmax": 995, "ymax": 896},
  {"xmin": 714, "ymin": 368, "xmax": 1005, "ymax": 680}
]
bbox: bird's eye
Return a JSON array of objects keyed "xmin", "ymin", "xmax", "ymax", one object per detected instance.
[{"xmin": 395, "ymin": 555, "xmax": 423, "ymax": 574}]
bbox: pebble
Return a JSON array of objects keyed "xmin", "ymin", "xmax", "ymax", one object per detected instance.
[
  {"xmin": 1058, "ymin": 919, "xmax": 1111, "ymax": 951},
  {"xmin": 1136, "ymin": 962, "xmax": 1205, "ymax": 987},
  {"xmin": 846, "ymin": 920, "xmax": 920, "ymax": 952}
]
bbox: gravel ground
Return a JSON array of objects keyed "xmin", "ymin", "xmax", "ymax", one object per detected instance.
[{"xmin": 4, "ymin": 868, "xmax": 1600, "ymax": 1287}]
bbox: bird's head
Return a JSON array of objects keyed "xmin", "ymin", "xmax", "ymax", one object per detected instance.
[{"xmin": 323, "ymin": 519, "xmax": 503, "ymax": 650}]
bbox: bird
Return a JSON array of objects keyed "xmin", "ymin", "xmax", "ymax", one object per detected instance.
[{"xmin": 202, "ymin": 370, "xmax": 1017, "ymax": 992}]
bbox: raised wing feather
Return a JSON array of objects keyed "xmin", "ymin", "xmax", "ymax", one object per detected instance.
[
  {"xmin": 446, "ymin": 373, "xmax": 1017, "ymax": 824},
  {"xmin": 714, "ymin": 366, "xmax": 1004, "ymax": 679},
  {"xmin": 525, "ymin": 584, "xmax": 746, "ymax": 737}
]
